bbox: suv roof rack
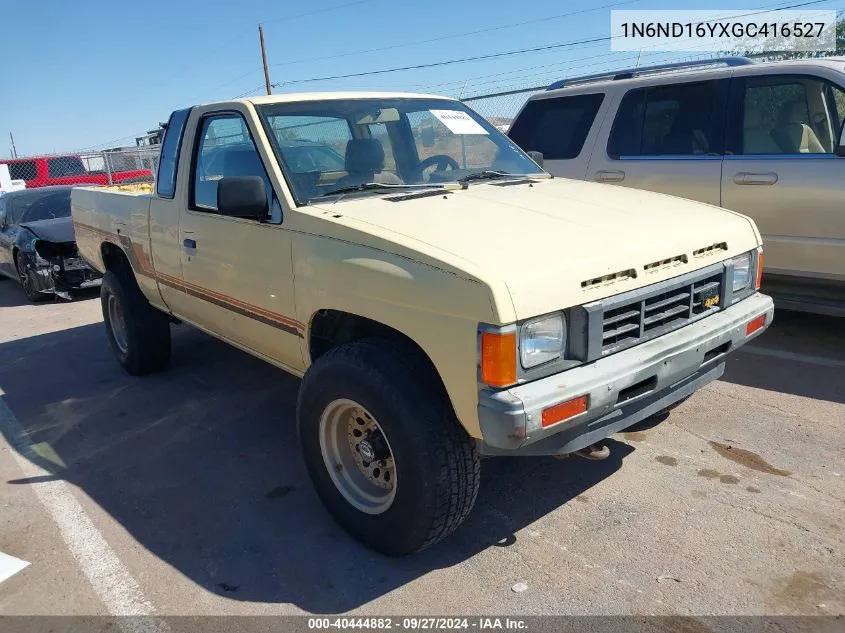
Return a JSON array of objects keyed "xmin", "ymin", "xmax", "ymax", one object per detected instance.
[{"xmin": 546, "ymin": 57, "xmax": 753, "ymax": 90}]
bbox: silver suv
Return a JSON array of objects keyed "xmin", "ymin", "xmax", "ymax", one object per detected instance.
[{"xmin": 508, "ymin": 57, "xmax": 845, "ymax": 316}]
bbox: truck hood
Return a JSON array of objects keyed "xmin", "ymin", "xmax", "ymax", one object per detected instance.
[{"xmin": 313, "ymin": 178, "xmax": 759, "ymax": 320}]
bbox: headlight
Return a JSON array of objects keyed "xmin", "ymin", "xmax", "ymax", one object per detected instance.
[
  {"xmin": 732, "ymin": 252, "xmax": 752, "ymax": 292},
  {"xmin": 520, "ymin": 314, "xmax": 565, "ymax": 369}
]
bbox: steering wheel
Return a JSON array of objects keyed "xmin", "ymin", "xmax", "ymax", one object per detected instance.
[{"xmin": 413, "ymin": 154, "xmax": 460, "ymax": 182}]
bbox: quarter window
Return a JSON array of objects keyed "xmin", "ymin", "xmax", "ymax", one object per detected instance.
[
  {"xmin": 508, "ymin": 94, "xmax": 604, "ymax": 160},
  {"xmin": 608, "ymin": 81, "xmax": 724, "ymax": 157},
  {"xmin": 191, "ymin": 114, "xmax": 272, "ymax": 213},
  {"xmin": 156, "ymin": 108, "xmax": 190, "ymax": 198}
]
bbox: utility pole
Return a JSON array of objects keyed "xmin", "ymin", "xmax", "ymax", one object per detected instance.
[
  {"xmin": 9, "ymin": 132, "xmax": 17, "ymax": 158},
  {"xmin": 259, "ymin": 25, "xmax": 272, "ymax": 95}
]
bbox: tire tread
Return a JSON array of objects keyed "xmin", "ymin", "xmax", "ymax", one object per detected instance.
[{"xmin": 298, "ymin": 338, "xmax": 480, "ymax": 554}]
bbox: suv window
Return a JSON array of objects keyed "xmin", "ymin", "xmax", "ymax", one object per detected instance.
[
  {"xmin": 608, "ymin": 81, "xmax": 725, "ymax": 158},
  {"xmin": 157, "ymin": 108, "xmax": 190, "ymax": 198},
  {"xmin": 47, "ymin": 157, "xmax": 86, "ymax": 178},
  {"xmin": 729, "ymin": 75, "xmax": 845, "ymax": 155},
  {"xmin": 508, "ymin": 94, "xmax": 604, "ymax": 160},
  {"xmin": 7, "ymin": 161, "xmax": 37, "ymax": 181},
  {"xmin": 191, "ymin": 114, "xmax": 272, "ymax": 212}
]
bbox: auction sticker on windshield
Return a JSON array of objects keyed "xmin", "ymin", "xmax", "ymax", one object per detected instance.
[{"xmin": 430, "ymin": 110, "xmax": 488, "ymax": 135}]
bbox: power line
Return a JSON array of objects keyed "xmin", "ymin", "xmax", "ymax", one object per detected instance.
[
  {"xmin": 269, "ymin": 0, "xmax": 834, "ymax": 88},
  {"xmin": 269, "ymin": 0, "xmax": 643, "ymax": 68},
  {"xmin": 75, "ymin": 0, "xmax": 838, "ymax": 151},
  {"xmin": 261, "ymin": 0, "xmax": 381, "ymax": 25},
  {"xmin": 271, "ymin": 36, "xmax": 613, "ymax": 87}
]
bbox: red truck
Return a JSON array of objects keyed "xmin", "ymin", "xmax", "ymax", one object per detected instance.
[{"xmin": 0, "ymin": 155, "xmax": 152, "ymax": 189}]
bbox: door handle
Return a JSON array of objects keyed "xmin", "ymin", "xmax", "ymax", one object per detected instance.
[
  {"xmin": 183, "ymin": 238, "xmax": 197, "ymax": 249},
  {"xmin": 595, "ymin": 170, "xmax": 625, "ymax": 183},
  {"xmin": 734, "ymin": 172, "xmax": 778, "ymax": 186}
]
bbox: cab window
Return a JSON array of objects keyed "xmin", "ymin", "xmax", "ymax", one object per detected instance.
[{"xmin": 191, "ymin": 114, "xmax": 272, "ymax": 213}]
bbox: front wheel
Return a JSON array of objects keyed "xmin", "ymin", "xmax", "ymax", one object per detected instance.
[
  {"xmin": 15, "ymin": 254, "xmax": 49, "ymax": 302},
  {"xmin": 101, "ymin": 270, "xmax": 171, "ymax": 375},
  {"xmin": 298, "ymin": 340, "xmax": 480, "ymax": 556}
]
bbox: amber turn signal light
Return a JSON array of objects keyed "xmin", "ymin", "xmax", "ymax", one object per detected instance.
[
  {"xmin": 542, "ymin": 395, "xmax": 589, "ymax": 428},
  {"xmin": 756, "ymin": 251, "xmax": 764, "ymax": 290},
  {"xmin": 746, "ymin": 314, "xmax": 766, "ymax": 336},
  {"xmin": 481, "ymin": 331, "xmax": 517, "ymax": 387}
]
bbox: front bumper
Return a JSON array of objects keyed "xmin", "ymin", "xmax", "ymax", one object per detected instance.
[
  {"xmin": 477, "ymin": 292, "xmax": 774, "ymax": 456},
  {"xmin": 24, "ymin": 255, "xmax": 103, "ymax": 297}
]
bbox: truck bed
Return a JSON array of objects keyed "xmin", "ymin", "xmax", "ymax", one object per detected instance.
[{"xmin": 70, "ymin": 185, "xmax": 155, "ymax": 276}]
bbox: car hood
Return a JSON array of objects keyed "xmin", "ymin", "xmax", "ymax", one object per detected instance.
[
  {"xmin": 312, "ymin": 178, "xmax": 761, "ymax": 321},
  {"xmin": 19, "ymin": 217, "xmax": 75, "ymax": 243}
]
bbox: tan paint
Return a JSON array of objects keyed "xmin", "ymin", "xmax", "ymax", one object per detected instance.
[{"xmin": 71, "ymin": 92, "xmax": 762, "ymax": 439}]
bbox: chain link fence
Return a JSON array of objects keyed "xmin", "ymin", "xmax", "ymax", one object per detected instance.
[
  {"xmin": 460, "ymin": 85, "xmax": 547, "ymax": 132},
  {"xmin": 1, "ymin": 148, "xmax": 159, "ymax": 190}
]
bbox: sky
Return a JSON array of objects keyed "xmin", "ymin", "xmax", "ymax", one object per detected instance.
[{"xmin": 1, "ymin": 0, "xmax": 840, "ymax": 156}]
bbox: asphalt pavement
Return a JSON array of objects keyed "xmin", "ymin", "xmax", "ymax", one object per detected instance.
[{"xmin": 0, "ymin": 280, "xmax": 843, "ymax": 619}]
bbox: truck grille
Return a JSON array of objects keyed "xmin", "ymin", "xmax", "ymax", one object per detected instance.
[{"xmin": 600, "ymin": 270, "xmax": 724, "ymax": 356}]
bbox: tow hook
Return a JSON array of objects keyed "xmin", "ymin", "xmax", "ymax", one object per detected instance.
[{"xmin": 555, "ymin": 442, "xmax": 611, "ymax": 461}]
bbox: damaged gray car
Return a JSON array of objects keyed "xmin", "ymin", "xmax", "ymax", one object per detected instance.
[{"xmin": 0, "ymin": 185, "xmax": 102, "ymax": 302}]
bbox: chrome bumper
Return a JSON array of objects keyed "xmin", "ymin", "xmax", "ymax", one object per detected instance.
[{"xmin": 477, "ymin": 292, "xmax": 774, "ymax": 456}]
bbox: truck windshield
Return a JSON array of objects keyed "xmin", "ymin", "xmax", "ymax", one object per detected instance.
[{"xmin": 257, "ymin": 98, "xmax": 544, "ymax": 204}]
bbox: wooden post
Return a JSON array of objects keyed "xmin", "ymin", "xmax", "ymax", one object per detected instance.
[{"xmin": 259, "ymin": 25, "xmax": 272, "ymax": 96}]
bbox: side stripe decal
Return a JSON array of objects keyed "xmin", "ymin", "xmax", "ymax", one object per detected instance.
[{"xmin": 73, "ymin": 221, "xmax": 305, "ymax": 337}]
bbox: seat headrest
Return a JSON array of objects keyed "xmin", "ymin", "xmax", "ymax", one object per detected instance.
[
  {"xmin": 345, "ymin": 138, "xmax": 385, "ymax": 174},
  {"xmin": 223, "ymin": 148, "xmax": 264, "ymax": 178},
  {"xmin": 776, "ymin": 100, "xmax": 806, "ymax": 126}
]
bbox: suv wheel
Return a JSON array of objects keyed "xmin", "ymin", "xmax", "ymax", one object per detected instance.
[
  {"xmin": 101, "ymin": 270, "xmax": 171, "ymax": 375},
  {"xmin": 298, "ymin": 339, "xmax": 480, "ymax": 556}
]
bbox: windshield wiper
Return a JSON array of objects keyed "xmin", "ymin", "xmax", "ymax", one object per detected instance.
[
  {"xmin": 320, "ymin": 182, "xmax": 448, "ymax": 197},
  {"xmin": 316, "ymin": 182, "xmax": 461, "ymax": 204},
  {"xmin": 457, "ymin": 171, "xmax": 549, "ymax": 184}
]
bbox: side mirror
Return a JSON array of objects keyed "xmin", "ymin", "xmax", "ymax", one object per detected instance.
[
  {"xmin": 217, "ymin": 177, "xmax": 268, "ymax": 221},
  {"xmin": 527, "ymin": 151, "xmax": 544, "ymax": 167},
  {"xmin": 420, "ymin": 124, "xmax": 436, "ymax": 148}
]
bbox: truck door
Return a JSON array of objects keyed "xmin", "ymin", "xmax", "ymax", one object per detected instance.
[
  {"xmin": 175, "ymin": 109, "xmax": 302, "ymax": 371},
  {"xmin": 586, "ymin": 79, "xmax": 727, "ymax": 207}
]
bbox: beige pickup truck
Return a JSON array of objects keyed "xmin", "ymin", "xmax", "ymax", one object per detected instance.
[{"xmin": 71, "ymin": 92, "xmax": 773, "ymax": 555}]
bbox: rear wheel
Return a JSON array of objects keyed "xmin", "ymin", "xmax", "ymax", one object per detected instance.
[
  {"xmin": 101, "ymin": 269, "xmax": 171, "ymax": 375},
  {"xmin": 298, "ymin": 340, "xmax": 480, "ymax": 556},
  {"xmin": 15, "ymin": 253, "xmax": 49, "ymax": 302}
]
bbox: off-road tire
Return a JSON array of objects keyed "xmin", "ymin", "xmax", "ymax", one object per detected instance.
[
  {"xmin": 297, "ymin": 339, "xmax": 480, "ymax": 556},
  {"xmin": 101, "ymin": 269, "xmax": 171, "ymax": 375}
]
